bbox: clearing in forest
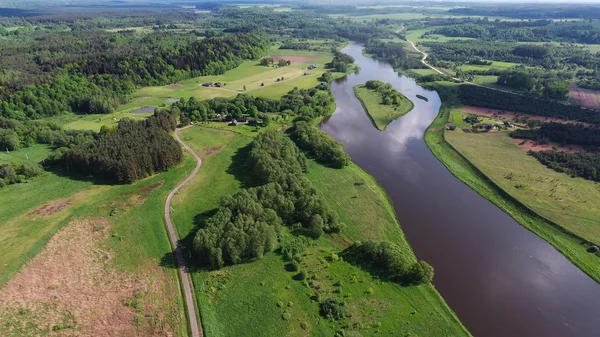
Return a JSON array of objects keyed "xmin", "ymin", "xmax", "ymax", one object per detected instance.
[{"xmin": 569, "ymin": 84, "xmax": 600, "ymax": 110}]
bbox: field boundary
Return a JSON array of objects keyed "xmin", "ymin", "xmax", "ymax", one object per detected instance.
[{"xmin": 424, "ymin": 105, "xmax": 600, "ymax": 284}]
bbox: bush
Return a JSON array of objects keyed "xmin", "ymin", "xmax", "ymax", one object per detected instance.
[{"xmin": 319, "ymin": 298, "xmax": 348, "ymax": 320}]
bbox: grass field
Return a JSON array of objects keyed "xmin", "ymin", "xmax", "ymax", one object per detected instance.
[
  {"xmin": 354, "ymin": 84, "xmax": 414, "ymax": 131},
  {"xmin": 0, "ymin": 144, "xmax": 51, "ymax": 164},
  {"xmin": 170, "ymin": 125, "xmax": 469, "ymax": 336},
  {"xmin": 423, "ymin": 84, "xmax": 600, "ymax": 283},
  {"xmin": 43, "ymin": 47, "xmax": 351, "ymax": 132},
  {"xmin": 0, "ymin": 153, "xmax": 196, "ymax": 335},
  {"xmin": 446, "ymin": 132, "xmax": 600, "ymax": 245}
]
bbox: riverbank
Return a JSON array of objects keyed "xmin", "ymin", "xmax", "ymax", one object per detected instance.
[
  {"xmin": 423, "ymin": 82, "xmax": 600, "ymax": 284},
  {"xmin": 353, "ymin": 84, "xmax": 414, "ymax": 131}
]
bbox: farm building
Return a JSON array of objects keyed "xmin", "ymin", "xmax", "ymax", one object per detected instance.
[
  {"xmin": 447, "ymin": 125, "xmax": 457, "ymax": 131},
  {"xmin": 202, "ymin": 82, "xmax": 212, "ymax": 87},
  {"xmin": 504, "ymin": 121, "xmax": 513, "ymax": 127},
  {"xmin": 307, "ymin": 64, "xmax": 318, "ymax": 70},
  {"xmin": 236, "ymin": 117, "xmax": 248, "ymax": 123}
]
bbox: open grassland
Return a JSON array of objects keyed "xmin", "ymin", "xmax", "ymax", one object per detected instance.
[
  {"xmin": 424, "ymin": 93, "xmax": 600, "ymax": 283},
  {"xmin": 0, "ymin": 144, "xmax": 51, "ymax": 164},
  {"xmin": 354, "ymin": 85, "xmax": 414, "ymax": 131},
  {"xmin": 0, "ymin": 154, "xmax": 196, "ymax": 335},
  {"xmin": 171, "ymin": 126, "xmax": 469, "ymax": 337},
  {"xmin": 445, "ymin": 132, "xmax": 600, "ymax": 245}
]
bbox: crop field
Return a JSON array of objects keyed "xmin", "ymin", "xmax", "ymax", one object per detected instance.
[
  {"xmin": 0, "ymin": 153, "xmax": 196, "ymax": 335},
  {"xmin": 169, "ymin": 126, "xmax": 468, "ymax": 337},
  {"xmin": 569, "ymin": 84, "xmax": 600, "ymax": 110},
  {"xmin": 445, "ymin": 131, "xmax": 600, "ymax": 245}
]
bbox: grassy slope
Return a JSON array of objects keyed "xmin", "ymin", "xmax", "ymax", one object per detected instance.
[
  {"xmin": 354, "ymin": 85, "xmax": 414, "ymax": 131},
  {"xmin": 172, "ymin": 126, "xmax": 469, "ymax": 337},
  {"xmin": 423, "ymin": 82, "xmax": 600, "ymax": 283},
  {"xmin": 0, "ymin": 155, "xmax": 196, "ymax": 335},
  {"xmin": 0, "ymin": 144, "xmax": 51, "ymax": 164}
]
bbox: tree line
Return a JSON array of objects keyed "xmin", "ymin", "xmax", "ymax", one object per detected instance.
[
  {"xmin": 290, "ymin": 121, "xmax": 350, "ymax": 169},
  {"xmin": 193, "ymin": 131, "xmax": 342, "ymax": 269},
  {"xmin": 530, "ymin": 151, "xmax": 600, "ymax": 182},
  {"xmin": 510, "ymin": 122, "xmax": 600, "ymax": 150},
  {"xmin": 365, "ymin": 80, "xmax": 411, "ymax": 106},
  {"xmin": 496, "ymin": 70, "xmax": 569, "ymax": 100},
  {"xmin": 458, "ymin": 85, "xmax": 600, "ymax": 125},
  {"xmin": 364, "ymin": 39, "xmax": 425, "ymax": 70}
]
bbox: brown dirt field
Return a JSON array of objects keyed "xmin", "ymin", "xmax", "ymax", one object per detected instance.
[
  {"xmin": 268, "ymin": 55, "xmax": 316, "ymax": 63},
  {"xmin": 569, "ymin": 84, "xmax": 600, "ymax": 110},
  {"xmin": 462, "ymin": 105, "xmax": 595, "ymax": 128},
  {"xmin": 512, "ymin": 138, "xmax": 585, "ymax": 154},
  {"xmin": 0, "ymin": 219, "xmax": 174, "ymax": 337},
  {"xmin": 204, "ymin": 145, "xmax": 224, "ymax": 156},
  {"xmin": 29, "ymin": 199, "xmax": 71, "ymax": 216}
]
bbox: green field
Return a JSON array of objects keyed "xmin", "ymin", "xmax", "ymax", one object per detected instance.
[
  {"xmin": 354, "ymin": 84, "xmax": 414, "ymax": 131},
  {"xmin": 423, "ymin": 85, "xmax": 600, "ymax": 283},
  {"xmin": 170, "ymin": 126, "xmax": 469, "ymax": 336},
  {"xmin": 0, "ymin": 144, "xmax": 51, "ymax": 164},
  {"xmin": 0, "ymin": 153, "xmax": 196, "ymax": 335}
]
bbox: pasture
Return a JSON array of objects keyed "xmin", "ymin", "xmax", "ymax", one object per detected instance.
[
  {"xmin": 169, "ymin": 125, "xmax": 469, "ymax": 336},
  {"xmin": 0, "ymin": 153, "xmax": 196, "ymax": 335}
]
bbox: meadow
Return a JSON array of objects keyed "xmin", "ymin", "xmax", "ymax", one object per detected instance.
[
  {"xmin": 170, "ymin": 125, "xmax": 469, "ymax": 336},
  {"xmin": 354, "ymin": 84, "xmax": 414, "ymax": 131},
  {"xmin": 0, "ymin": 151, "xmax": 196, "ymax": 335},
  {"xmin": 423, "ymin": 85, "xmax": 600, "ymax": 283}
]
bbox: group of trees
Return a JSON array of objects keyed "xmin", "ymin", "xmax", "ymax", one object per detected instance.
[
  {"xmin": 342, "ymin": 241, "xmax": 434, "ymax": 285},
  {"xmin": 290, "ymin": 121, "xmax": 350, "ymax": 168},
  {"xmin": 365, "ymin": 39, "xmax": 425, "ymax": 70},
  {"xmin": 193, "ymin": 131, "xmax": 341, "ymax": 269},
  {"xmin": 328, "ymin": 51, "xmax": 354, "ymax": 73},
  {"xmin": 0, "ymin": 162, "xmax": 43, "ymax": 188},
  {"xmin": 530, "ymin": 151, "xmax": 600, "ymax": 182},
  {"xmin": 510, "ymin": 123, "xmax": 600, "ymax": 150},
  {"xmin": 496, "ymin": 70, "xmax": 569, "ymax": 100},
  {"xmin": 365, "ymin": 80, "xmax": 409, "ymax": 106},
  {"xmin": 55, "ymin": 111, "xmax": 182, "ymax": 183},
  {"xmin": 458, "ymin": 85, "xmax": 600, "ymax": 124}
]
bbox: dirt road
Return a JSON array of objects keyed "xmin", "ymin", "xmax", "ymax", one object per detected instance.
[{"xmin": 164, "ymin": 126, "xmax": 202, "ymax": 337}]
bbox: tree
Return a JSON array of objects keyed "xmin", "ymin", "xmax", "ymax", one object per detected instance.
[{"xmin": 261, "ymin": 114, "xmax": 270, "ymax": 126}]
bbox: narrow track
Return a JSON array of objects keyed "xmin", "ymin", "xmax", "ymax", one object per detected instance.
[{"xmin": 164, "ymin": 126, "xmax": 202, "ymax": 337}]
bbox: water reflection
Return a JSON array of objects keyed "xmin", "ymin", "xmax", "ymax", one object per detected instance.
[{"xmin": 321, "ymin": 42, "xmax": 600, "ymax": 337}]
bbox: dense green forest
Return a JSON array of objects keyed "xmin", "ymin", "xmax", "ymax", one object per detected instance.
[
  {"xmin": 55, "ymin": 111, "xmax": 182, "ymax": 183},
  {"xmin": 365, "ymin": 39, "xmax": 425, "ymax": 70},
  {"xmin": 458, "ymin": 85, "xmax": 600, "ymax": 124}
]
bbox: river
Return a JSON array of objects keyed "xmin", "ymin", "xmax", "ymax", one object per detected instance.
[{"xmin": 320, "ymin": 42, "xmax": 600, "ymax": 337}]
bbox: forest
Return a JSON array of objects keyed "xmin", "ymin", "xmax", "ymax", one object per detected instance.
[
  {"xmin": 496, "ymin": 70, "xmax": 570, "ymax": 100},
  {"xmin": 458, "ymin": 85, "xmax": 600, "ymax": 124},
  {"xmin": 193, "ymin": 131, "xmax": 342, "ymax": 269},
  {"xmin": 54, "ymin": 111, "xmax": 182, "ymax": 183},
  {"xmin": 364, "ymin": 39, "xmax": 425, "ymax": 70}
]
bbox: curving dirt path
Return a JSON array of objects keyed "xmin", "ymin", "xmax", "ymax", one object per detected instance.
[{"xmin": 164, "ymin": 126, "xmax": 202, "ymax": 337}]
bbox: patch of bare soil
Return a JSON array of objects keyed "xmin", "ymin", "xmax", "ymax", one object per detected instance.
[
  {"xmin": 203, "ymin": 145, "xmax": 224, "ymax": 156},
  {"xmin": 169, "ymin": 82, "xmax": 181, "ymax": 88},
  {"xmin": 0, "ymin": 220, "xmax": 172, "ymax": 337},
  {"xmin": 569, "ymin": 84, "xmax": 600, "ymax": 110},
  {"xmin": 512, "ymin": 138, "xmax": 585, "ymax": 154},
  {"xmin": 29, "ymin": 199, "xmax": 71, "ymax": 216},
  {"xmin": 268, "ymin": 55, "xmax": 316, "ymax": 63},
  {"xmin": 462, "ymin": 105, "xmax": 595, "ymax": 128}
]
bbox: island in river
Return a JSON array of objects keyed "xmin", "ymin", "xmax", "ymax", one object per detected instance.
[{"xmin": 353, "ymin": 81, "xmax": 414, "ymax": 131}]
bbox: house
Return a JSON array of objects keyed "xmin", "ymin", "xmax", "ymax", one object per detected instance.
[
  {"xmin": 274, "ymin": 64, "xmax": 279, "ymax": 68},
  {"xmin": 229, "ymin": 120, "xmax": 238, "ymax": 126},
  {"xmin": 248, "ymin": 120, "xmax": 259, "ymax": 126},
  {"xmin": 307, "ymin": 64, "xmax": 318, "ymax": 70},
  {"xmin": 202, "ymin": 82, "xmax": 212, "ymax": 87},
  {"xmin": 504, "ymin": 121, "xmax": 513, "ymax": 127},
  {"xmin": 236, "ymin": 117, "xmax": 248, "ymax": 123},
  {"xmin": 214, "ymin": 82, "xmax": 222, "ymax": 88},
  {"xmin": 447, "ymin": 125, "xmax": 456, "ymax": 131}
]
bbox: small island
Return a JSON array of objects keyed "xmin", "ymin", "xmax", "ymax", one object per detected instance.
[
  {"xmin": 354, "ymin": 80, "xmax": 414, "ymax": 131},
  {"xmin": 416, "ymin": 94, "xmax": 429, "ymax": 102}
]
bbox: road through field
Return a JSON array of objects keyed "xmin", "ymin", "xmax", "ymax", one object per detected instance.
[{"xmin": 165, "ymin": 126, "xmax": 202, "ymax": 337}]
